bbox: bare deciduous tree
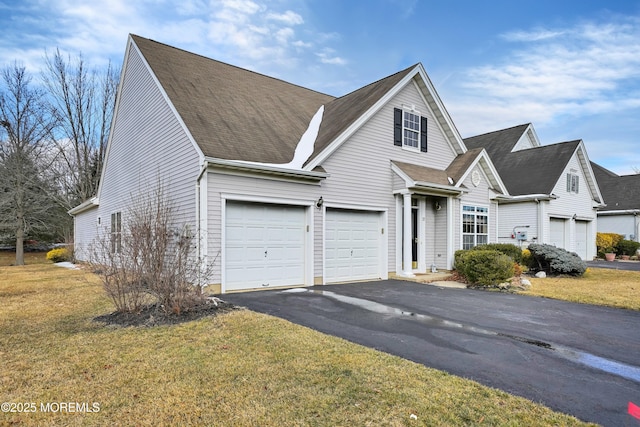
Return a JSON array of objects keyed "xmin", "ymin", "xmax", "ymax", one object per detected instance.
[
  {"xmin": 0, "ymin": 63, "xmax": 58, "ymax": 265},
  {"xmin": 42, "ymin": 49, "xmax": 119, "ymax": 208},
  {"xmin": 90, "ymin": 184, "xmax": 215, "ymax": 314}
]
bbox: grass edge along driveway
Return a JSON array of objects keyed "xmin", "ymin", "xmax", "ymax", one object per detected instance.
[{"xmin": 0, "ymin": 263, "xmax": 596, "ymax": 426}]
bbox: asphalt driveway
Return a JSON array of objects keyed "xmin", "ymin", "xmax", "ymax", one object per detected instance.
[
  {"xmin": 224, "ymin": 280, "xmax": 640, "ymax": 426},
  {"xmin": 588, "ymin": 260, "xmax": 640, "ymax": 271}
]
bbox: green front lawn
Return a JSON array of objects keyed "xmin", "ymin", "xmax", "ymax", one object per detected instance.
[{"xmin": 0, "ymin": 264, "xmax": 593, "ymax": 426}]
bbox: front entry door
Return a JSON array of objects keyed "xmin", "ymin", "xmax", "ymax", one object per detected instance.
[
  {"xmin": 411, "ymin": 207, "xmax": 418, "ymax": 269},
  {"xmin": 403, "ymin": 199, "xmax": 420, "ymax": 271}
]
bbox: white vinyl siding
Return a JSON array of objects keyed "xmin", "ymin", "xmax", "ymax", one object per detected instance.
[
  {"xmin": 548, "ymin": 153, "xmax": 597, "ymax": 259},
  {"xmin": 74, "ymin": 43, "xmax": 200, "ymax": 262},
  {"xmin": 320, "ymin": 82, "xmax": 457, "ymax": 274},
  {"xmin": 497, "ymin": 202, "xmax": 538, "ymax": 245},
  {"xmin": 73, "ymin": 207, "xmax": 98, "ymax": 261},
  {"xmin": 98, "ymin": 43, "xmax": 201, "ymax": 238},
  {"xmin": 598, "ymin": 215, "xmax": 638, "ymax": 241}
]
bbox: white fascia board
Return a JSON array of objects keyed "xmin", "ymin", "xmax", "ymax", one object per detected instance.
[
  {"xmin": 412, "ymin": 181, "xmax": 465, "ymax": 195},
  {"xmin": 597, "ymin": 209, "xmax": 640, "ymax": 215},
  {"xmin": 97, "ymin": 36, "xmax": 206, "ymax": 199},
  {"xmin": 306, "ymin": 65, "xmax": 423, "ymax": 170},
  {"xmin": 576, "ymin": 141, "xmax": 605, "ymax": 204},
  {"xmin": 414, "ymin": 65, "xmax": 467, "ymax": 154},
  {"xmin": 95, "ymin": 37, "xmax": 132, "ymax": 200},
  {"xmin": 454, "ymin": 149, "xmax": 509, "ymax": 195},
  {"xmin": 390, "ymin": 162, "xmax": 415, "ymax": 187},
  {"xmin": 390, "ymin": 162, "xmax": 463, "ymax": 195},
  {"xmin": 494, "ymin": 194, "xmax": 556, "ymax": 204},
  {"xmin": 130, "ymin": 37, "xmax": 205, "ymax": 163},
  {"xmin": 68, "ymin": 197, "xmax": 99, "ymax": 215},
  {"xmin": 206, "ymin": 157, "xmax": 329, "ymax": 181},
  {"xmin": 411, "ymin": 79, "xmax": 460, "ymax": 157}
]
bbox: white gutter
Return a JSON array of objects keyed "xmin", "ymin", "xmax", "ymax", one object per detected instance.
[
  {"xmin": 597, "ymin": 209, "xmax": 640, "ymax": 215},
  {"xmin": 413, "ymin": 180, "xmax": 466, "ymax": 195},
  {"xmin": 68, "ymin": 197, "xmax": 99, "ymax": 215},
  {"xmin": 494, "ymin": 194, "xmax": 557, "ymax": 203},
  {"xmin": 205, "ymin": 157, "xmax": 329, "ymax": 181}
]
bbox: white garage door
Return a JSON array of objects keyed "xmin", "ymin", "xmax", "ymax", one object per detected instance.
[
  {"xmin": 225, "ymin": 201, "xmax": 306, "ymax": 291},
  {"xmin": 575, "ymin": 220, "xmax": 588, "ymax": 259},
  {"xmin": 325, "ymin": 209, "xmax": 382, "ymax": 283},
  {"xmin": 549, "ymin": 218, "xmax": 566, "ymax": 249}
]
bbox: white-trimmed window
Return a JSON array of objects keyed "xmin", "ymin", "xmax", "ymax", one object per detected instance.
[
  {"xmin": 111, "ymin": 212, "xmax": 122, "ymax": 253},
  {"xmin": 462, "ymin": 205, "xmax": 488, "ymax": 250},
  {"xmin": 394, "ymin": 108, "xmax": 428, "ymax": 152},
  {"xmin": 567, "ymin": 171, "xmax": 579, "ymax": 193},
  {"xmin": 403, "ymin": 111, "xmax": 420, "ymax": 149}
]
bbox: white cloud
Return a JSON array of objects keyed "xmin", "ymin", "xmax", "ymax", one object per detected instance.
[
  {"xmin": 501, "ymin": 29, "xmax": 565, "ymax": 42},
  {"xmin": 448, "ymin": 16, "xmax": 640, "ymax": 137},
  {"xmin": 316, "ymin": 48, "xmax": 347, "ymax": 65},
  {"xmin": 266, "ymin": 10, "xmax": 304, "ymax": 25}
]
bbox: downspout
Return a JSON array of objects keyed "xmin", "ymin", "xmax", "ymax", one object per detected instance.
[{"xmin": 196, "ymin": 160, "xmax": 209, "ymax": 284}]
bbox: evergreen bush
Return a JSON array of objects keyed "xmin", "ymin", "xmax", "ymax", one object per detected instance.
[
  {"xmin": 617, "ymin": 239, "xmax": 640, "ymax": 256},
  {"xmin": 454, "ymin": 249, "xmax": 514, "ymax": 287},
  {"xmin": 471, "ymin": 243, "xmax": 523, "ymax": 263},
  {"xmin": 528, "ymin": 243, "xmax": 586, "ymax": 276}
]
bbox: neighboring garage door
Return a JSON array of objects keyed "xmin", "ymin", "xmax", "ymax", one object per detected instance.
[
  {"xmin": 325, "ymin": 209, "xmax": 382, "ymax": 283},
  {"xmin": 549, "ymin": 218, "xmax": 566, "ymax": 249},
  {"xmin": 225, "ymin": 201, "xmax": 306, "ymax": 291},
  {"xmin": 575, "ymin": 220, "xmax": 588, "ymax": 259}
]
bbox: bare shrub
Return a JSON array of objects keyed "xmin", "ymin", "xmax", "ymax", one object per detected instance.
[{"xmin": 89, "ymin": 185, "xmax": 214, "ymax": 314}]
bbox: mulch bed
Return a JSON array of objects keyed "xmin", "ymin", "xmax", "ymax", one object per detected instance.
[{"xmin": 94, "ymin": 297, "xmax": 239, "ymax": 327}]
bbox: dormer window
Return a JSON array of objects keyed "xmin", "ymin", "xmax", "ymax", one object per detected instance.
[{"xmin": 394, "ymin": 108, "xmax": 428, "ymax": 152}]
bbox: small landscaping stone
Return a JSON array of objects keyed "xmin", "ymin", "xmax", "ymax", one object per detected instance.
[{"xmin": 535, "ymin": 271, "xmax": 546, "ymax": 278}]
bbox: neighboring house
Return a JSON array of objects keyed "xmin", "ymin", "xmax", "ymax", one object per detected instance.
[
  {"xmin": 464, "ymin": 124, "xmax": 604, "ymax": 260},
  {"xmin": 591, "ymin": 162, "xmax": 640, "ymax": 242},
  {"xmin": 70, "ymin": 34, "xmax": 508, "ymax": 293}
]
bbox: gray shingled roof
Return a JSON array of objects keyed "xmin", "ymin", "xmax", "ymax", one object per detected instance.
[
  {"xmin": 445, "ymin": 148, "xmax": 485, "ymax": 184},
  {"xmin": 311, "ymin": 66, "xmax": 416, "ymax": 164},
  {"xmin": 463, "ymin": 124, "xmax": 529, "ymax": 160},
  {"xmin": 592, "ymin": 162, "xmax": 640, "ymax": 210},
  {"xmin": 464, "ymin": 126, "xmax": 579, "ymax": 196},
  {"xmin": 392, "ymin": 161, "xmax": 451, "ymax": 186},
  {"xmin": 132, "ymin": 35, "xmax": 334, "ymax": 164},
  {"xmin": 132, "ymin": 35, "xmax": 417, "ymax": 167}
]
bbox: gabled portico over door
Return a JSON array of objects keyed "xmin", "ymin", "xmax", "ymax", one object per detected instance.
[{"xmin": 391, "ymin": 161, "xmax": 466, "ymax": 275}]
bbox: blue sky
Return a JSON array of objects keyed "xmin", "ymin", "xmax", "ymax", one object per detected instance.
[{"xmin": 2, "ymin": 0, "xmax": 640, "ymax": 174}]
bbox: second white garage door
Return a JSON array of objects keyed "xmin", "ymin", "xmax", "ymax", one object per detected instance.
[
  {"xmin": 325, "ymin": 209, "xmax": 383, "ymax": 283},
  {"xmin": 549, "ymin": 218, "xmax": 566, "ymax": 249},
  {"xmin": 225, "ymin": 201, "xmax": 307, "ymax": 291},
  {"xmin": 575, "ymin": 220, "xmax": 588, "ymax": 259}
]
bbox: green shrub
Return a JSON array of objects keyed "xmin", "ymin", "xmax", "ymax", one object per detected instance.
[
  {"xmin": 617, "ymin": 239, "xmax": 640, "ymax": 256},
  {"xmin": 454, "ymin": 249, "xmax": 514, "ymax": 287},
  {"xmin": 471, "ymin": 243, "xmax": 523, "ymax": 263},
  {"xmin": 46, "ymin": 247, "xmax": 70, "ymax": 263},
  {"xmin": 528, "ymin": 243, "xmax": 586, "ymax": 276}
]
